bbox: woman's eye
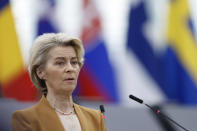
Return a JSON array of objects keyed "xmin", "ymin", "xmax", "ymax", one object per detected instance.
[
  {"xmin": 56, "ymin": 61, "xmax": 64, "ymax": 65},
  {"xmin": 71, "ymin": 61, "xmax": 78, "ymax": 65}
]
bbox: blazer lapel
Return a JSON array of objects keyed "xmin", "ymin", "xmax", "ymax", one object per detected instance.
[
  {"xmin": 74, "ymin": 104, "xmax": 88, "ymax": 131},
  {"xmin": 36, "ymin": 96, "xmax": 65, "ymax": 131},
  {"xmin": 35, "ymin": 96, "xmax": 88, "ymax": 131}
]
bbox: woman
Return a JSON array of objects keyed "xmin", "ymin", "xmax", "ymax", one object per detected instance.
[{"xmin": 11, "ymin": 33, "xmax": 107, "ymax": 131}]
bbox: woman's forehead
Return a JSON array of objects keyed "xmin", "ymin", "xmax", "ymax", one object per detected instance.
[{"xmin": 48, "ymin": 46, "xmax": 77, "ymax": 59}]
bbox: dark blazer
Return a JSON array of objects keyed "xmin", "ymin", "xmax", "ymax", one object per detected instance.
[{"xmin": 11, "ymin": 96, "xmax": 107, "ymax": 131}]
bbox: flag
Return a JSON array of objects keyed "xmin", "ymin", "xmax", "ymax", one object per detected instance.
[
  {"xmin": 0, "ymin": 0, "xmax": 38, "ymax": 101},
  {"xmin": 36, "ymin": 0, "xmax": 57, "ymax": 36},
  {"xmin": 167, "ymin": 0, "xmax": 197, "ymax": 103},
  {"xmin": 127, "ymin": 0, "xmax": 197, "ymax": 104},
  {"xmin": 76, "ymin": 0, "xmax": 119, "ymax": 102}
]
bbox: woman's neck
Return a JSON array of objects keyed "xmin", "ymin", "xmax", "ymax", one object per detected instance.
[{"xmin": 46, "ymin": 91, "xmax": 74, "ymax": 114}]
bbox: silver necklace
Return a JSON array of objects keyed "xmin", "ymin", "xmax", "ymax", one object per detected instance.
[
  {"xmin": 54, "ymin": 107, "xmax": 74, "ymax": 115},
  {"xmin": 48, "ymin": 98, "xmax": 74, "ymax": 115}
]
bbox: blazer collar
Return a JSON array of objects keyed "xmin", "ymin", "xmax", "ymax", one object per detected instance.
[
  {"xmin": 36, "ymin": 95, "xmax": 65, "ymax": 131},
  {"xmin": 37, "ymin": 96, "xmax": 87, "ymax": 131},
  {"xmin": 73, "ymin": 103, "xmax": 88, "ymax": 131}
]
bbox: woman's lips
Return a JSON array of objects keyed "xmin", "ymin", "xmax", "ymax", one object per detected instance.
[{"xmin": 64, "ymin": 78, "xmax": 75, "ymax": 82}]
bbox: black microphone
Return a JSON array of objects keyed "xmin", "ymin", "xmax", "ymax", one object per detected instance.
[
  {"xmin": 100, "ymin": 105, "xmax": 106, "ymax": 119},
  {"xmin": 129, "ymin": 94, "xmax": 143, "ymax": 104},
  {"xmin": 129, "ymin": 94, "xmax": 189, "ymax": 131},
  {"xmin": 100, "ymin": 105, "xmax": 105, "ymax": 113}
]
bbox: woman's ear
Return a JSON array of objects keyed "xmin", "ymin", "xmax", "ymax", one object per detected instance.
[{"xmin": 36, "ymin": 68, "xmax": 46, "ymax": 80}]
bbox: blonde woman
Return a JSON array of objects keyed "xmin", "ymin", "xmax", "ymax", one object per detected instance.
[{"xmin": 11, "ymin": 33, "xmax": 107, "ymax": 131}]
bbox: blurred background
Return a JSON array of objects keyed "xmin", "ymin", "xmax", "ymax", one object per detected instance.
[{"xmin": 1, "ymin": 0, "xmax": 197, "ymax": 130}]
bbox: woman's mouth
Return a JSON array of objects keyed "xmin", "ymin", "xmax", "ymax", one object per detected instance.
[{"xmin": 64, "ymin": 78, "xmax": 75, "ymax": 82}]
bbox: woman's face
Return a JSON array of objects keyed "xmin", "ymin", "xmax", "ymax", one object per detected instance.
[{"xmin": 38, "ymin": 46, "xmax": 80, "ymax": 95}]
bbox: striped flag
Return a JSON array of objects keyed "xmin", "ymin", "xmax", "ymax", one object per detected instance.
[
  {"xmin": 76, "ymin": 0, "xmax": 119, "ymax": 102},
  {"xmin": 36, "ymin": 0, "xmax": 57, "ymax": 36},
  {"xmin": 167, "ymin": 0, "xmax": 197, "ymax": 103},
  {"xmin": 0, "ymin": 0, "xmax": 38, "ymax": 101},
  {"xmin": 127, "ymin": 0, "xmax": 197, "ymax": 104}
]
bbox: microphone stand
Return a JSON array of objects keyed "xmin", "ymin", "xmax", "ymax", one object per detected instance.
[
  {"xmin": 149, "ymin": 105, "xmax": 177, "ymax": 131},
  {"xmin": 144, "ymin": 104, "xmax": 188, "ymax": 131},
  {"xmin": 129, "ymin": 94, "xmax": 190, "ymax": 131}
]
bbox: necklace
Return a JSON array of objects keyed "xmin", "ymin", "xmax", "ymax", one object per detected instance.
[
  {"xmin": 54, "ymin": 107, "xmax": 74, "ymax": 115},
  {"xmin": 47, "ymin": 98, "xmax": 74, "ymax": 115}
]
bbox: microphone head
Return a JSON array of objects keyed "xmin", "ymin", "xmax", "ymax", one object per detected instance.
[
  {"xmin": 129, "ymin": 94, "xmax": 143, "ymax": 104},
  {"xmin": 100, "ymin": 105, "xmax": 105, "ymax": 113}
]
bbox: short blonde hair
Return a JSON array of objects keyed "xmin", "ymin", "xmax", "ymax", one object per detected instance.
[{"xmin": 29, "ymin": 33, "xmax": 85, "ymax": 95}]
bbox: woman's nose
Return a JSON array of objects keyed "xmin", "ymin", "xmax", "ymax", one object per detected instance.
[{"xmin": 64, "ymin": 62, "xmax": 74, "ymax": 72}]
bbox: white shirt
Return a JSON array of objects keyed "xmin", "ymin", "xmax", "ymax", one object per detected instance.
[{"xmin": 56, "ymin": 112, "xmax": 82, "ymax": 131}]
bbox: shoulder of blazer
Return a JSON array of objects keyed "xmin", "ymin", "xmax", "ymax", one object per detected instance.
[
  {"xmin": 11, "ymin": 100, "xmax": 40, "ymax": 131},
  {"xmin": 12, "ymin": 95, "xmax": 47, "ymax": 117},
  {"xmin": 12, "ymin": 96, "xmax": 65, "ymax": 131},
  {"xmin": 12, "ymin": 101, "xmax": 38, "ymax": 121}
]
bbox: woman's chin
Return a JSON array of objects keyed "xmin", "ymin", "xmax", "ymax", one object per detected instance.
[{"xmin": 60, "ymin": 86, "xmax": 76, "ymax": 94}]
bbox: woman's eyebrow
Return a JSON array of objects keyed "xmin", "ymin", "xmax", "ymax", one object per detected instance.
[
  {"xmin": 71, "ymin": 57, "xmax": 78, "ymax": 60},
  {"xmin": 55, "ymin": 57, "xmax": 65, "ymax": 60},
  {"xmin": 55, "ymin": 57, "xmax": 77, "ymax": 60}
]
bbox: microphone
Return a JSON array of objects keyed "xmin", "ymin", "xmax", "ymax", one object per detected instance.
[
  {"xmin": 100, "ymin": 105, "xmax": 106, "ymax": 119},
  {"xmin": 100, "ymin": 105, "xmax": 105, "ymax": 113},
  {"xmin": 129, "ymin": 94, "xmax": 143, "ymax": 104},
  {"xmin": 129, "ymin": 94, "xmax": 189, "ymax": 131}
]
